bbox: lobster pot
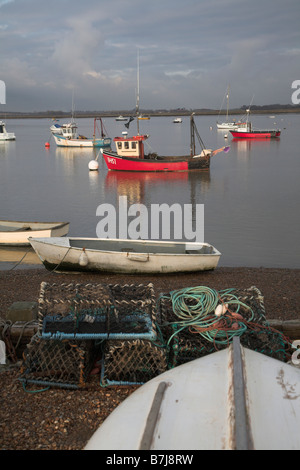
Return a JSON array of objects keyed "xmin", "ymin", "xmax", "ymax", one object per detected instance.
[
  {"xmin": 19, "ymin": 335, "xmax": 96, "ymax": 389},
  {"xmin": 169, "ymin": 325, "xmax": 225, "ymax": 368},
  {"xmin": 227, "ymin": 286, "xmax": 267, "ymax": 324},
  {"xmin": 100, "ymin": 339, "xmax": 168, "ymax": 386},
  {"xmin": 240, "ymin": 327, "xmax": 292, "ymax": 363},
  {"xmin": 38, "ymin": 282, "xmax": 156, "ymax": 340}
]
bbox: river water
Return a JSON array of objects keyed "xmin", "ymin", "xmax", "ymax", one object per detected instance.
[{"xmin": 0, "ymin": 113, "xmax": 299, "ymax": 268}]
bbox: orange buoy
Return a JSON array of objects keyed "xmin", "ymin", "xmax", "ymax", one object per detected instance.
[{"xmin": 45, "ymin": 142, "xmax": 50, "ymax": 148}]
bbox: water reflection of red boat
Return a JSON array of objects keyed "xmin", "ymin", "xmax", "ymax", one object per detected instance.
[
  {"xmin": 105, "ymin": 170, "xmax": 189, "ymax": 204},
  {"xmin": 105, "ymin": 170, "xmax": 188, "ymax": 188}
]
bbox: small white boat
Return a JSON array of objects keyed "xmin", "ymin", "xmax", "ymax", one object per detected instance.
[
  {"xmin": 217, "ymin": 121, "xmax": 242, "ymax": 130},
  {"xmin": 0, "ymin": 120, "xmax": 16, "ymax": 141},
  {"xmin": 216, "ymin": 86, "xmax": 245, "ymax": 130},
  {"xmin": 29, "ymin": 237, "xmax": 221, "ymax": 273},
  {"xmin": 173, "ymin": 117, "xmax": 182, "ymax": 123},
  {"xmin": 85, "ymin": 337, "xmax": 300, "ymax": 450},
  {"xmin": 51, "ymin": 118, "xmax": 112, "ymax": 148},
  {"xmin": 0, "ymin": 220, "xmax": 69, "ymax": 246},
  {"xmin": 115, "ymin": 115, "xmax": 128, "ymax": 121}
]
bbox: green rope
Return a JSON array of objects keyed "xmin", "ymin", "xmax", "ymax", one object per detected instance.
[{"xmin": 161, "ymin": 286, "xmax": 254, "ymax": 346}]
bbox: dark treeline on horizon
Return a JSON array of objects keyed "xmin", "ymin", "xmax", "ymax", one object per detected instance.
[{"xmin": 1, "ymin": 103, "xmax": 300, "ymax": 118}]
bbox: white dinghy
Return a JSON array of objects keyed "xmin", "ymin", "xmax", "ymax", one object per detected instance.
[
  {"xmin": 29, "ymin": 237, "xmax": 221, "ymax": 273},
  {"xmin": 85, "ymin": 337, "xmax": 300, "ymax": 450},
  {"xmin": 0, "ymin": 220, "xmax": 69, "ymax": 246}
]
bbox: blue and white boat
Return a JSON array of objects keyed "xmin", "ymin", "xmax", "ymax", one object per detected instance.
[{"xmin": 51, "ymin": 117, "xmax": 111, "ymax": 148}]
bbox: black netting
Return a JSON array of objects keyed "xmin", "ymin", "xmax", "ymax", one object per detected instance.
[
  {"xmin": 19, "ymin": 335, "xmax": 97, "ymax": 389},
  {"xmin": 38, "ymin": 282, "xmax": 156, "ymax": 340},
  {"xmin": 100, "ymin": 339, "xmax": 168, "ymax": 386}
]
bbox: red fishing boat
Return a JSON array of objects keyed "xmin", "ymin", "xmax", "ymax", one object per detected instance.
[
  {"xmin": 101, "ymin": 114, "xmax": 229, "ymax": 172},
  {"xmin": 230, "ymin": 121, "xmax": 281, "ymax": 139}
]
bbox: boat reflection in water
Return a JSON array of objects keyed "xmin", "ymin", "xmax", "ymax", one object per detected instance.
[
  {"xmin": 105, "ymin": 170, "xmax": 211, "ymax": 205},
  {"xmin": 105, "ymin": 170, "xmax": 188, "ymax": 205},
  {"xmin": 0, "ymin": 246, "xmax": 42, "ymax": 269}
]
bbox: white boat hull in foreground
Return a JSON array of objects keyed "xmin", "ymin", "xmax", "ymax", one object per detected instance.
[
  {"xmin": 85, "ymin": 337, "xmax": 300, "ymax": 450},
  {"xmin": 29, "ymin": 237, "xmax": 221, "ymax": 273},
  {"xmin": 0, "ymin": 221, "xmax": 69, "ymax": 246}
]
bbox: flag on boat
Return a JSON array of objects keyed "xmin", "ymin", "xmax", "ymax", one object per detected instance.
[
  {"xmin": 211, "ymin": 146, "xmax": 230, "ymax": 156},
  {"xmin": 125, "ymin": 117, "xmax": 134, "ymax": 129}
]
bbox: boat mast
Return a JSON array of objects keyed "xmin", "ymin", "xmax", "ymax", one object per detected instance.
[
  {"xmin": 226, "ymin": 85, "xmax": 229, "ymax": 123},
  {"xmin": 190, "ymin": 114, "xmax": 195, "ymax": 156},
  {"xmin": 136, "ymin": 50, "xmax": 140, "ymax": 135},
  {"xmin": 190, "ymin": 113, "xmax": 206, "ymax": 156}
]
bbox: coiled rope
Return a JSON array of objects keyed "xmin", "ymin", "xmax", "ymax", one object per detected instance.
[{"xmin": 161, "ymin": 286, "xmax": 254, "ymax": 346}]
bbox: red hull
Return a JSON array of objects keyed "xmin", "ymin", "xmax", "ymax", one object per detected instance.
[
  {"xmin": 102, "ymin": 151, "xmax": 209, "ymax": 172},
  {"xmin": 230, "ymin": 130, "xmax": 281, "ymax": 139}
]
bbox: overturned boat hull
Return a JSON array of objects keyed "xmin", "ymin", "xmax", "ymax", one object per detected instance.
[{"xmin": 85, "ymin": 338, "xmax": 300, "ymax": 450}]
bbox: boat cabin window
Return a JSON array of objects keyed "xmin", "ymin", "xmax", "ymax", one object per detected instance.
[
  {"xmin": 115, "ymin": 138, "xmax": 142, "ymax": 158},
  {"xmin": 0, "ymin": 125, "xmax": 3, "ymax": 133}
]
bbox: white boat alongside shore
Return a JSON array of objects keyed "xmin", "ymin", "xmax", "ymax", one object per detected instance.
[
  {"xmin": 29, "ymin": 237, "xmax": 221, "ymax": 273},
  {"xmin": 0, "ymin": 220, "xmax": 69, "ymax": 246}
]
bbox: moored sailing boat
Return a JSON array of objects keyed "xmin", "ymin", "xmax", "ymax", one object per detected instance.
[{"xmin": 217, "ymin": 86, "xmax": 245, "ymax": 130}]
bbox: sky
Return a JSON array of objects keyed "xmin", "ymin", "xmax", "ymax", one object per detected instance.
[{"xmin": 0, "ymin": 0, "xmax": 300, "ymax": 112}]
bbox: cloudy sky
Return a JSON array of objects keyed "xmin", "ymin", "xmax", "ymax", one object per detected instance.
[{"xmin": 1, "ymin": 0, "xmax": 299, "ymax": 112}]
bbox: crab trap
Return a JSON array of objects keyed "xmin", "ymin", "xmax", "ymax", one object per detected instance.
[
  {"xmin": 38, "ymin": 282, "xmax": 157, "ymax": 341},
  {"xmin": 157, "ymin": 285, "xmax": 293, "ymax": 367},
  {"xmin": 100, "ymin": 338, "xmax": 168, "ymax": 386},
  {"xmin": 18, "ymin": 335, "xmax": 97, "ymax": 389}
]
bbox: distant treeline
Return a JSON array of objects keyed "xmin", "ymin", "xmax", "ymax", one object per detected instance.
[{"xmin": 1, "ymin": 104, "xmax": 300, "ymax": 119}]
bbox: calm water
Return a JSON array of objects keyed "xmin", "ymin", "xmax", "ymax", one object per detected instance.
[{"xmin": 0, "ymin": 113, "xmax": 299, "ymax": 268}]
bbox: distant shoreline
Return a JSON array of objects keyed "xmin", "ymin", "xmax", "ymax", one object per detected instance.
[{"xmin": 1, "ymin": 107, "xmax": 300, "ymax": 119}]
